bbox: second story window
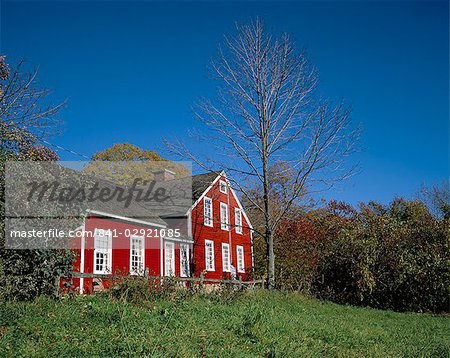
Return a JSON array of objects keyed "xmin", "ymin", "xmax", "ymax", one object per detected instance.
[
  {"xmin": 219, "ymin": 180, "xmax": 228, "ymax": 194},
  {"xmin": 235, "ymin": 208, "xmax": 243, "ymax": 234},
  {"xmin": 220, "ymin": 202, "xmax": 229, "ymax": 230},
  {"xmin": 204, "ymin": 197, "xmax": 213, "ymax": 227}
]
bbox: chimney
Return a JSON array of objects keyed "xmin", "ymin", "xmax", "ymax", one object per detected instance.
[{"xmin": 153, "ymin": 169, "xmax": 176, "ymax": 181}]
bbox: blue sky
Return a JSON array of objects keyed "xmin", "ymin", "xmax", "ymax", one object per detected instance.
[{"xmin": 2, "ymin": 1, "xmax": 448, "ymax": 205}]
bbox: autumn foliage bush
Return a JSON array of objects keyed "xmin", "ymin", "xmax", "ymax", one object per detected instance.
[{"xmin": 254, "ymin": 199, "xmax": 450, "ymax": 313}]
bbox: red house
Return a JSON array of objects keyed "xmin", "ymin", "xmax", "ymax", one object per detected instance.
[{"xmin": 69, "ymin": 170, "xmax": 254, "ymax": 293}]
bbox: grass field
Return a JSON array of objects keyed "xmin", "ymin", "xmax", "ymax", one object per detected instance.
[{"xmin": 0, "ymin": 290, "xmax": 448, "ymax": 357}]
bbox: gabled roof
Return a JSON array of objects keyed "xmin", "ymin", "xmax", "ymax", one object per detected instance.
[{"xmin": 192, "ymin": 172, "xmax": 221, "ymax": 201}]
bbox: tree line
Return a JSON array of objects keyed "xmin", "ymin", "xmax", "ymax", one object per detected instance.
[{"xmin": 251, "ymin": 189, "xmax": 449, "ymax": 313}]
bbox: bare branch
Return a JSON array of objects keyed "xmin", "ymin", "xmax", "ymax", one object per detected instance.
[
  {"xmin": 165, "ymin": 19, "xmax": 359, "ymax": 287},
  {"xmin": 0, "ymin": 57, "xmax": 65, "ymax": 141}
]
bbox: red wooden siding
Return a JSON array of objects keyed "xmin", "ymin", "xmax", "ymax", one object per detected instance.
[
  {"xmin": 70, "ymin": 216, "xmax": 164, "ymax": 293},
  {"xmin": 191, "ymin": 175, "xmax": 253, "ymax": 280}
]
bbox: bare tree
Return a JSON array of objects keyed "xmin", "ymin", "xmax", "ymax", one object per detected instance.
[
  {"xmin": 166, "ymin": 20, "xmax": 358, "ymax": 288},
  {"xmin": 0, "ymin": 56, "xmax": 65, "ymax": 143},
  {"xmin": 0, "ymin": 56, "xmax": 70, "ymax": 300}
]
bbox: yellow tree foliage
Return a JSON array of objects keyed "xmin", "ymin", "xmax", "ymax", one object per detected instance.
[{"xmin": 84, "ymin": 143, "xmax": 189, "ymax": 185}]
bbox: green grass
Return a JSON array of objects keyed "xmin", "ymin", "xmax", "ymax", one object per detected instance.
[{"xmin": 0, "ymin": 290, "xmax": 448, "ymax": 357}]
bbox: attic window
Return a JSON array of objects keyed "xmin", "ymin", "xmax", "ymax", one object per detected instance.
[{"xmin": 219, "ymin": 180, "xmax": 228, "ymax": 194}]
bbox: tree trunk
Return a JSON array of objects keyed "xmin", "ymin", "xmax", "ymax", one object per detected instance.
[
  {"xmin": 262, "ymin": 142, "xmax": 275, "ymax": 289},
  {"xmin": 266, "ymin": 230, "xmax": 275, "ymax": 289}
]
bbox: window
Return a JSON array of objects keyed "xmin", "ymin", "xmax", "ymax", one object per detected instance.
[
  {"xmin": 235, "ymin": 208, "xmax": 243, "ymax": 234},
  {"xmin": 236, "ymin": 245, "xmax": 245, "ymax": 273},
  {"xmin": 130, "ymin": 236, "xmax": 145, "ymax": 275},
  {"xmin": 219, "ymin": 180, "xmax": 228, "ymax": 194},
  {"xmin": 164, "ymin": 241, "xmax": 175, "ymax": 276},
  {"xmin": 94, "ymin": 229, "xmax": 112, "ymax": 274},
  {"xmin": 204, "ymin": 197, "xmax": 213, "ymax": 227},
  {"xmin": 222, "ymin": 243, "xmax": 231, "ymax": 272},
  {"xmin": 205, "ymin": 240, "xmax": 215, "ymax": 271},
  {"xmin": 220, "ymin": 202, "xmax": 229, "ymax": 230},
  {"xmin": 180, "ymin": 244, "xmax": 190, "ymax": 277}
]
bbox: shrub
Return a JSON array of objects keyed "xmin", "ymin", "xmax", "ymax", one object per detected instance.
[
  {"xmin": 107, "ymin": 275, "xmax": 179, "ymax": 304},
  {"xmin": 0, "ymin": 249, "xmax": 75, "ymax": 301},
  {"xmin": 256, "ymin": 199, "xmax": 450, "ymax": 313},
  {"xmin": 313, "ymin": 199, "xmax": 450, "ymax": 312}
]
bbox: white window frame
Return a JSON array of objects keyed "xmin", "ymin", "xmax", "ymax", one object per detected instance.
[
  {"xmin": 203, "ymin": 197, "xmax": 213, "ymax": 227},
  {"xmin": 236, "ymin": 245, "xmax": 245, "ymax": 273},
  {"xmin": 219, "ymin": 180, "xmax": 228, "ymax": 194},
  {"xmin": 222, "ymin": 243, "xmax": 231, "ymax": 272},
  {"xmin": 235, "ymin": 208, "xmax": 243, "ymax": 234},
  {"xmin": 93, "ymin": 228, "xmax": 112, "ymax": 274},
  {"xmin": 164, "ymin": 241, "xmax": 175, "ymax": 277},
  {"xmin": 220, "ymin": 202, "xmax": 229, "ymax": 231},
  {"xmin": 129, "ymin": 235, "xmax": 145, "ymax": 275},
  {"xmin": 180, "ymin": 243, "xmax": 190, "ymax": 277},
  {"xmin": 205, "ymin": 239, "xmax": 215, "ymax": 271}
]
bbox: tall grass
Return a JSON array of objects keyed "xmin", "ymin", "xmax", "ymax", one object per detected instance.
[{"xmin": 1, "ymin": 290, "xmax": 448, "ymax": 357}]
